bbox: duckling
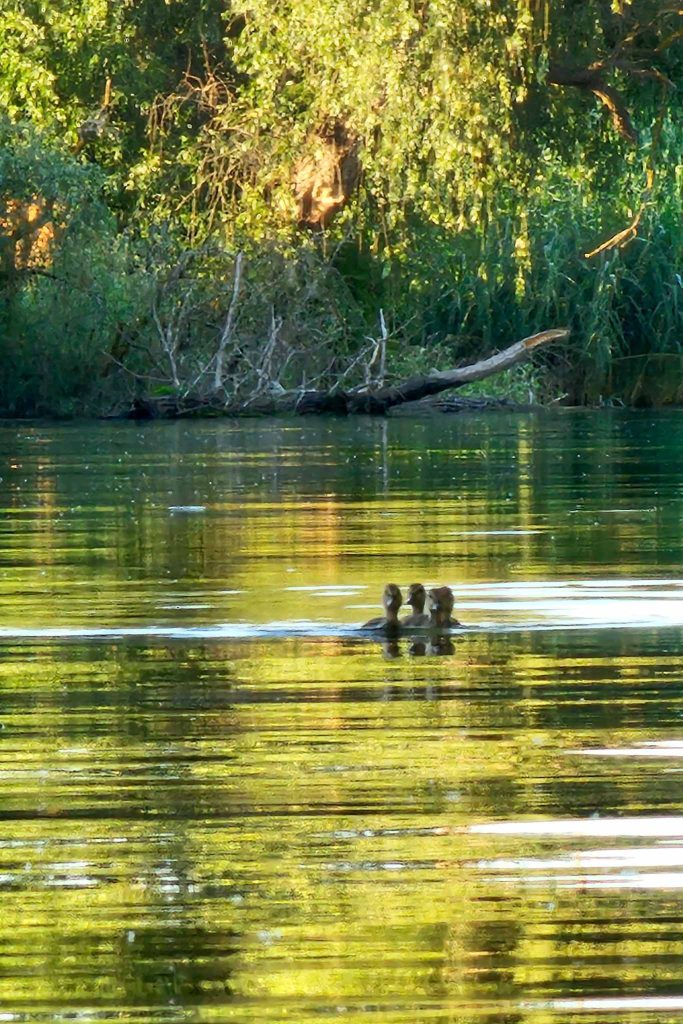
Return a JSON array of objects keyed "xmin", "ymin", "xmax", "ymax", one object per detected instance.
[
  {"xmin": 427, "ymin": 586, "xmax": 461, "ymax": 629},
  {"xmin": 362, "ymin": 583, "xmax": 403, "ymax": 634},
  {"xmin": 401, "ymin": 583, "xmax": 431, "ymax": 628}
]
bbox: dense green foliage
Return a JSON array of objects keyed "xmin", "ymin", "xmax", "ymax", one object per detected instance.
[{"xmin": 0, "ymin": 1, "xmax": 681, "ymax": 413}]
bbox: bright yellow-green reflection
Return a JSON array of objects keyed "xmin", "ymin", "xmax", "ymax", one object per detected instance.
[{"xmin": 1, "ymin": 413, "xmax": 683, "ymax": 1023}]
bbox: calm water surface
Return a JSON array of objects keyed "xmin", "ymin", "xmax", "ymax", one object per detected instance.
[{"xmin": 2, "ymin": 411, "xmax": 683, "ymax": 1023}]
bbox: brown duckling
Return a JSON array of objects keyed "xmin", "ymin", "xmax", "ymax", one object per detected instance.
[
  {"xmin": 401, "ymin": 583, "xmax": 431, "ymax": 628},
  {"xmin": 427, "ymin": 586, "xmax": 461, "ymax": 629},
  {"xmin": 362, "ymin": 583, "xmax": 403, "ymax": 633}
]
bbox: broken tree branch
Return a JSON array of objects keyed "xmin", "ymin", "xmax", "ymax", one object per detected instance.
[
  {"xmin": 75, "ymin": 77, "xmax": 113, "ymax": 152},
  {"xmin": 295, "ymin": 328, "xmax": 570, "ymax": 415}
]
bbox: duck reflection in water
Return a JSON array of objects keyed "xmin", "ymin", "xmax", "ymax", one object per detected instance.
[
  {"xmin": 426, "ymin": 636, "xmax": 455, "ymax": 656},
  {"xmin": 381, "ymin": 637, "xmax": 454, "ymax": 658},
  {"xmin": 381, "ymin": 638, "xmax": 401, "ymax": 660},
  {"xmin": 408, "ymin": 637, "xmax": 455, "ymax": 656}
]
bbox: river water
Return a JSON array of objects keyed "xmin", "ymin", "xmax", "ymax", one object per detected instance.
[{"xmin": 2, "ymin": 412, "xmax": 683, "ymax": 1023}]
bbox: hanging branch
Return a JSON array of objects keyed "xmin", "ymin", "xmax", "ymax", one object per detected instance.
[
  {"xmin": 548, "ymin": 63, "xmax": 638, "ymax": 143},
  {"xmin": 584, "ymin": 66, "xmax": 671, "ymax": 260}
]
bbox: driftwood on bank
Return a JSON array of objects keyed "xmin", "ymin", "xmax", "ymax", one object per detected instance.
[
  {"xmin": 292, "ymin": 328, "xmax": 570, "ymax": 415},
  {"xmin": 128, "ymin": 327, "xmax": 569, "ymax": 418}
]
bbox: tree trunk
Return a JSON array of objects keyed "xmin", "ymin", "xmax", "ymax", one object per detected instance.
[
  {"xmin": 294, "ymin": 328, "xmax": 569, "ymax": 415},
  {"xmin": 125, "ymin": 327, "xmax": 569, "ymax": 419}
]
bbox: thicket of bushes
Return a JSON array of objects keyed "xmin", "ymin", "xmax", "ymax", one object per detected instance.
[{"xmin": 1, "ymin": 1, "xmax": 681, "ymax": 415}]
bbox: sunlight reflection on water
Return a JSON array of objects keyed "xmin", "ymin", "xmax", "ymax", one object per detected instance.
[
  {"xmin": 4, "ymin": 413, "xmax": 683, "ymax": 1022},
  {"xmin": 2, "ymin": 577, "xmax": 683, "ymax": 636}
]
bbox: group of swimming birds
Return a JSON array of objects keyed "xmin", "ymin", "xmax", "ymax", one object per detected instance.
[{"xmin": 362, "ymin": 582, "xmax": 460, "ymax": 634}]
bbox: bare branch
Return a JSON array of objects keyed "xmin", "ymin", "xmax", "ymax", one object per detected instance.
[
  {"xmin": 214, "ymin": 251, "xmax": 244, "ymax": 390},
  {"xmin": 295, "ymin": 328, "xmax": 570, "ymax": 415}
]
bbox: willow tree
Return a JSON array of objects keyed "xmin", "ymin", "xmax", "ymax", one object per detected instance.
[
  {"xmin": 0, "ymin": 0, "xmax": 225, "ymax": 211},
  {"xmin": 172, "ymin": 1, "xmax": 679, "ymax": 229},
  {"xmin": 1, "ymin": 0, "xmax": 682, "ymax": 409},
  {"xmin": 139, "ymin": 0, "xmax": 678, "ymax": 400}
]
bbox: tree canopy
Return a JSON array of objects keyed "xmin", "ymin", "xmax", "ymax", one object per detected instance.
[{"xmin": 0, "ymin": 1, "xmax": 681, "ymax": 413}]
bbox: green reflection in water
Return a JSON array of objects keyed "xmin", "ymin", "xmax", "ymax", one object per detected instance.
[{"xmin": 2, "ymin": 412, "xmax": 683, "ymax": 1023}]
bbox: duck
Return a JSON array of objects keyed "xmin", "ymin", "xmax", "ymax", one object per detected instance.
[
  {"xmin": 427, "ymin": 586, "xmax": 461, "ymax": 629},
  {"xmin": 401, "ymin": 583, "xmax": 431, "ymax": 628},
  {"xmin": 362, "ymin": 583, "xmax": 403, "ymax": 634}
]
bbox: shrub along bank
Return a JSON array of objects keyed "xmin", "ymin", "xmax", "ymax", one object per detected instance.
[{"xmin": 1, "ymin": 2, "xmax": 681, "ymax": 415}]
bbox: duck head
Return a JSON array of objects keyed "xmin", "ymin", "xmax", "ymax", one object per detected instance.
[
  {"xmin": 382, "ymin": 583, "xmax": 403, "ymax": 617},
  {"xmin": 405, "ymin": 583, "xmax": 426, "ymax": 614},
  {"xmin": 428, "ymin": 585, "xmax": 455, "ymax": 625}
]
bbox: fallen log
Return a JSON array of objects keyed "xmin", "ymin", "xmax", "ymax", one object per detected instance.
[
  {"xmin": 122, "ymin": 327, "xmax": 569, "ymax": 419},
  {"xmin": 294, "ymin": 328, "xmax": 570, "ymax": 415}
]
